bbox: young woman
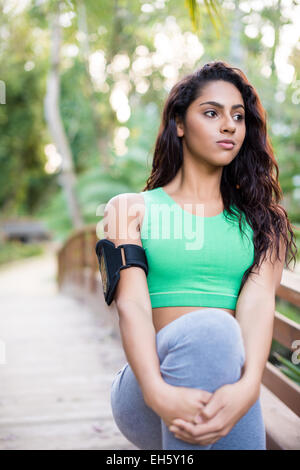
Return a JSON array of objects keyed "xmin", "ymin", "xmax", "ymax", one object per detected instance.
[{"xmin": 105, "ymin": 61, "xmax": 297, "ymax": 450}]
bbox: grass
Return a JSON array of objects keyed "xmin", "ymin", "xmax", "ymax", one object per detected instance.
[{"xmin": 0, "ymin": 240, "xmax": 44, "ymax": 266}]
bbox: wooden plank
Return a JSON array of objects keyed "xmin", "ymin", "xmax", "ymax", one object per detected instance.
[
  {"xmin": 277, "ymin": 269, "xmax": 300, "ymax": 307},
  {"xmin": 260, "ymin": 384, "xmax": 300, "ymax": 450},
  {"xmin": 262, "ymin": 361, "xmax": 300, "ymax": 416},
  {"xmin": 273, "ymin": 310, "xmax": 300, "ymax": 350},
  {"xmin": 281, "ymin": 268, "xmax": 300, "ymax": 293}
]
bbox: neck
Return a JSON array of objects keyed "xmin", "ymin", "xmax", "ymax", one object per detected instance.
[{"xmin": 172, "ymin": 161, "xmax": 223, "ymax": 203}]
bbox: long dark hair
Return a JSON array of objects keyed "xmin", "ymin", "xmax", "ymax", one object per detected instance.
[{"xmin": 142, "ymin": 60, "xmax": 298, "ymax": 295}]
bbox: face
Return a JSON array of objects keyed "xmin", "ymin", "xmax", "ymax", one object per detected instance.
[{"xmin": 176, "ymin": 80, "xmax": 246, "ymax": 166}]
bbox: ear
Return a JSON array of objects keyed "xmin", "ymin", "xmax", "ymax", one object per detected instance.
[{"xmin": 175, "ymin": 116, "xmax": 184, "ymax": 138}]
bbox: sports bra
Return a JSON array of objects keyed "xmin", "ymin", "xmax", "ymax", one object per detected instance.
[{"xmin": 139, "ymin": 186, "xmax": 254, "ymax": 310}]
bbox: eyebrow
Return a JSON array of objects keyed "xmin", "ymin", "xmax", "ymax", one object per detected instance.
[{"xmin": 199, "ymin": 101, "xmax": 245, "ymax": 111}]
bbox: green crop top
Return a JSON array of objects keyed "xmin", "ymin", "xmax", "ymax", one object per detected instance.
[{"xmin": 139, "ymin": 186, "xmax": 254, "ymax": 310}]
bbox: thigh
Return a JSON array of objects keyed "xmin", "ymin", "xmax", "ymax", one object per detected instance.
[
  {"xmin": 110, "ymin": 363, "xmax": 163, "ymax": 450},
  {"xmin": 211, "ymin": 397, "xmax": 266, "ymax": 450}
]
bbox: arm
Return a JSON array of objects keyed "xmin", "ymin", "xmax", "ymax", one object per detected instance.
[
  {"xmin": 235, "ymin": 232, "xmax": 286, "ymax": 399},
  {"xmin": 104, "ymin": 193, "xmax": 166, "ymax": 406},
  {"xmin": 117, "ymin": 299, "xmax": 165, "ymax": 405},
  {"xmin": 104, "ymin": 194, "xmax": 212, "ymax": 425}
]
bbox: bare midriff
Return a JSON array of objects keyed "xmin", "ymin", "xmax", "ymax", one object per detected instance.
[{"xmin": 152, "ymin": 306, "xmax": 236, "ymax": 334}]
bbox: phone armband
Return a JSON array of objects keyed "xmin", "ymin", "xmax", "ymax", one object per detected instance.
[{"xmin": 95, "ymin": 238, "xmax": 148, "ymax": 305}]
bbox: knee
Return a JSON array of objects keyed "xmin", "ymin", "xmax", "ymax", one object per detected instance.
[
  {"xmin": 161, "ymin": 309, "xmax": 246, "ymax": 391},
  {"xmin": 191, "ymin": 308, "xmax": 243, "ymax": 339},
  {"xmin": 178, "ymin": 309, "xmax": 245, "ymax": 366}
]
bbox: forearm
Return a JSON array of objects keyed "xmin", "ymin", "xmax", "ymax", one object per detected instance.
[
  {"xmin": 117, "ymin": 301, "xmax": 166, "ymax": 406},
  {"xmin": 235, "ymin": 293, "xmax": 275, "ymax": 397}
]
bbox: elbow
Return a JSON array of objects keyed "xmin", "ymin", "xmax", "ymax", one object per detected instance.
[
  {"xmin": 116, "ymin": 298, "xmax": 152, "ymax": 320},
  {"xmin": 236, "ymin": 294, "xmax": 275, "ymax": 323}
]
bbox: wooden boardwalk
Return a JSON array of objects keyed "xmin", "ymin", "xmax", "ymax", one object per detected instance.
[{"xmin": 0, "ymin": 245, "xmax": 137, "ymax": 450}]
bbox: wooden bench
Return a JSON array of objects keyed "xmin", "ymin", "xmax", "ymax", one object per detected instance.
[
  {"xmin": 57, "ymin": 225, "xmax": 300, "ymax": 450},
  {"xmin": 260, "ymin": 269, "xmax": 300, "ymax": 450}
]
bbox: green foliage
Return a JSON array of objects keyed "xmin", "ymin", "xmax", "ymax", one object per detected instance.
[
  {"xmin": 60, "ymin": 59, "xmax": 99, "ymax": 173},
  {"xmin": 276, "ymin": 298, "xmax": 300, "ymax": 324},
  {"xmin": 270, "ymin": 344, "xmax": 300, "ymax": 387},
  {"xmin": 0, "ymin": 10, "xmax": 56, "ymax": 216},
  {"xmin": 273, "ymin": 351, "xmax": 300, "ymax": 385},
  {"xmin": 1, "ymin": 0, "xmax": 299, "ymax": 243},
  {"xmin": 0, "ymin": 240, "xmax": 44, "ymax": 265},
  {"xmin": 36, "ymin": 102, "xmax": 160, "ymax": 242}
]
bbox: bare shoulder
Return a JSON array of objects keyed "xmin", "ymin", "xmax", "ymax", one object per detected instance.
[
  {"xmin": 107, "ymin": 192, "xmax": 144, "ymax": 212},
  {"xmin": 104, "ymin": 192, "xmax": 145, "ymax": 246}
]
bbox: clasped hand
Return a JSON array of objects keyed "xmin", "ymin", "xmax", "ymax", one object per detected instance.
[
  {"xmin": 152, "ymin": 381, "xmax": 254, "ymax": 446},
  {"xmin": 170, "ymin": 382, "xmax": 254, "ymax": 446}
]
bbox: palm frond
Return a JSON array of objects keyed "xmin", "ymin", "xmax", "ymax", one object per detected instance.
[{"xmin": 183, "ymin": 0, "xmax": 223, "ymax": 37}]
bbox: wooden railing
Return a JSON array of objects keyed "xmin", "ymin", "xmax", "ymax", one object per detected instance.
[{"xmin": 57, "ymin": 224, "xmax": 300, "ymax": 450}]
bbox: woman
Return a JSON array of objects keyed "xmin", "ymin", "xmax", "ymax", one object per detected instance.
[{"xmin": 105, "ymin": 61, "xmax": 297, "ymax": 450}]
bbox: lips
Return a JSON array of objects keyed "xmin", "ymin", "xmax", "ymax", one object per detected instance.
[
  {"xmin": 216, "ymin": 139, "xmax": 235, "ymax": 150},
  {"xmin": 216, "ymin": 139, "xmax": 235, "ymax": 145},
  {"xmin": 217, "ymin": 141, "xmax": 235, "ymax": 149}
]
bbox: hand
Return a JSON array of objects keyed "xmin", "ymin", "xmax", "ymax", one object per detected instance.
[
  {"xmin": 168, "ymin": 380, "xmax": 258, "ymax": 446},
  {"xmin": 146, "ymin": 382, "xmax": 213, "ymax": 429}
]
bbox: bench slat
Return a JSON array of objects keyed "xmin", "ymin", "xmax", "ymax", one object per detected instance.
[
  {"xmin": 260, "ymin": 384, "xmax": 300, "ymax": 450},
  {"xmin": 273, "ymin": 310, "xmax": 300, "ymax": 350},
  {"xmin": 262, "ymin": 361, "xmax": 300, "ymax": 416},
  {"xmin": 277, "ymin": 269, "xmax": 300, "ymax": 307}
]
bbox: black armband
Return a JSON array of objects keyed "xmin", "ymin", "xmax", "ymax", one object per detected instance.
[{"xmin": 95, "ymin": 238, "xmax": 148, "ymax": 305}]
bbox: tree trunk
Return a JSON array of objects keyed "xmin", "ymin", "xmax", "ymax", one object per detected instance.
[{"xmin": 44, "ymin": 6, "xmax": 83, "ymax": 229}]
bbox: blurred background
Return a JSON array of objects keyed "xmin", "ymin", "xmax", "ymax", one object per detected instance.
[{"xmin": 0, "ymin": 0, "xmax": 299, "ymax": 450}]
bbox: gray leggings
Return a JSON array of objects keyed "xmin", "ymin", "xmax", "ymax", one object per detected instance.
[{"xmin": 110, "ymin": 308, "xmax": 266, "ymax": 450}]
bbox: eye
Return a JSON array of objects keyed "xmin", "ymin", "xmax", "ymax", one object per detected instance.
[
  {"xmin": 204, "ymin": 110, "xmax": 217, "ymax": 118},
  {"xmin": 204, "ymin": 110, "xmax": 244, "ymax": 121}
]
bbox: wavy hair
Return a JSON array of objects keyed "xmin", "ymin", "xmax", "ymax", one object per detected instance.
[{"xmin": 142, "ymin": 60, "xmax": 298, "ymax": 295}]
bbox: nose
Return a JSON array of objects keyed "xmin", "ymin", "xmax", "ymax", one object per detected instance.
[
  {"xmin": 220, "ymin": 115, "xmax": 237, "ymax": 133},
  {"xmin": 221, "ymin": 121, "xmax": 236, "ymax": 132}
]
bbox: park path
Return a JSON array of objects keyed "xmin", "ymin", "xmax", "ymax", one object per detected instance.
[{"xmin": 0, "ymin": 244, "xmax": 137, "ymax": 450}]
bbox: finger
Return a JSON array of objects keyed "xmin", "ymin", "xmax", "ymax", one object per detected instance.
[
  {"xmin": 174, "ymin": 428, "xmax": 221, "ymax": 445},
  {"xmin": 192, "ymin": 411, "xmax": 208, "ymax": 424},
  {"xmin": 200, "ymin": 390, "xmax": 213, "ymax": 403},
  {"xmin": 169, "ymin": 425, "xmax": 221, "ymax": 445},
  {"xmin": 172, "ymin": 424, "xmax": 220, "ymax": 442},
  {"xmin": 172, "ymin": 419, "xmax": 216, "ymax": 436},
  {"xmin": 200, "ymin": 399, "xmax": 226, "ymax": 421}
]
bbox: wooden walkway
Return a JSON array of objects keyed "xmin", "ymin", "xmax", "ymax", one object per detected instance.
[{"xmin": 0, "ymin": 245, "xmax": 137, "ymax": 450}]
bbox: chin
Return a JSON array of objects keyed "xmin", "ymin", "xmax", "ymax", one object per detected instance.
[{"xmin": 215, "ymin": 156, "xmax": 234, "ymax": 166}]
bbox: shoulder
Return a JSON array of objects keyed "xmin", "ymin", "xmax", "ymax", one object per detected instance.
[
  {"xmin": 106, "ymin": 192, "xmax": 145, "ymax": 219},
  {"xmin": 108, "ymin": 192, "xmax": 143, "ymax": 205},
  {"xmin": 104, "ymin": 192, "xmax": 145, "ymax": 237}
]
